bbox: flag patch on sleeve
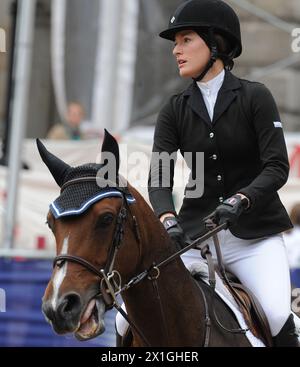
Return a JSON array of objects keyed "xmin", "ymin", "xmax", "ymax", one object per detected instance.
[{"xmin": 273, "ymin": 121, "xmax": 282, "ymax": 128}]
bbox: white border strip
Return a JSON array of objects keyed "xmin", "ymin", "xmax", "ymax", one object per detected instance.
[{"xmin": 50, "ymin": 190, "xmax": 136, "ymax": 218}]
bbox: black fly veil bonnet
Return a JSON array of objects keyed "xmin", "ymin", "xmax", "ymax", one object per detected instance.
[{"xmin": 36, "ymin": 129, "xmax": 135, "ymax": 219}]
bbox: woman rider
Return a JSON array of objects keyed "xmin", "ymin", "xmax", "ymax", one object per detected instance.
[{"xmin": 148, "ymin": 0, "xmax": 299, "ymax": 347}]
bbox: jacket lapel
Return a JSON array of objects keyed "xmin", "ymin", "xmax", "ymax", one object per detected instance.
[
  {"xmin": 183, "ymin": 71, "xmax": 242, "ymax": 127},
  {"xmin": 212, "ymin": 71, "xmax": 241, "ymax": 124},
  {"xmin": 184, "ymin": 82, "xmax": 212, "ymax": 126}
]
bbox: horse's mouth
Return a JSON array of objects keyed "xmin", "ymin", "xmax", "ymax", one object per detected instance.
[{"xmin": 75, "ymin": 297, "xmax": 106, "ymax": 341}]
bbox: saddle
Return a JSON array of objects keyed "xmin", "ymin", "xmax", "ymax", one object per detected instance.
[
  {"xmin": 220, "ymin": 270, "xmax": 273, "ymax": 347},
  {"xmin": 193, "ymin": 225, "xmax": 274, "ymax": 347},
  {"xmin": 190, "ymin": 258, "xmax": 272, "ymax": 347}
]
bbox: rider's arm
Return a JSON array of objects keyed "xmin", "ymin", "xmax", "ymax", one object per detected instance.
[
  {"xmin": 237, "ymin": 84, "xmax": 290, "ymax": 211},
  {"xmin": 148, "ymin": 97, "xmax": 179, "ymax": 218}
]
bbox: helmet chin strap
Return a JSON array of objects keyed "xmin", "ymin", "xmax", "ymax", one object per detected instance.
[{"xmin": 193, "ymin": 28, "xmax": 218, "ymax": 82}]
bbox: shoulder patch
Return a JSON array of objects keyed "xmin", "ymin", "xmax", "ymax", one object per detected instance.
[{"xmin": 273, "ymin": 121, "xmax": 282, "ymax": 128}]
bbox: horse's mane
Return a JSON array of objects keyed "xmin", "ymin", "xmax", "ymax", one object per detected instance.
[{"xmin": 126, "ymin": 182, "xmax": 180, "ymax": 265}]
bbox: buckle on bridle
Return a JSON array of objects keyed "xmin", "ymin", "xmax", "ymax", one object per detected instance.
[
  {"xmin": 147, "ymin": 266, "xmax": 160, "ymax": 281},
  {"xmin": 100, "ymin": 269, "xmax": 122, "ymax": 306}
]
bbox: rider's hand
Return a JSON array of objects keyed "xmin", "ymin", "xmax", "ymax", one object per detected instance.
[
  {"xmin": 162, "ymin": 216, "xmax": 186, "ymax": 251},
  {"xmin": 214, "ymin": 194, "xmax": 249, "ymax": 229}
]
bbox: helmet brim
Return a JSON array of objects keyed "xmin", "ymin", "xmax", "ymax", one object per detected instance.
[{"xmin": 159, "ymin": 24, "xmax": 210, "ymax": 41}]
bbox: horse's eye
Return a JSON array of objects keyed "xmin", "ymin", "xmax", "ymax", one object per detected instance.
[{"xmin": 97, "ymin": 213, "xmax": 114, "ymax": 228}]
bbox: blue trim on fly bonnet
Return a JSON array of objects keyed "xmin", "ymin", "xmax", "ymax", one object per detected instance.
[
  {"xmin": 47, "ymin": 162, "xmax": 136, "ymax": 219},
  {"xmin": 50, "ymin": 189, "xmax": 136, "ymax": 219}
]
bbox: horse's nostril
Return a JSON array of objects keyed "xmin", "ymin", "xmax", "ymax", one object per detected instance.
[
  {"xmin": 58, "ymin": 293, "xmax": 82, "ymax": 319},
  {"xmin": 63, "ymin": 294, "xmax": 80, "ymax": 312}
]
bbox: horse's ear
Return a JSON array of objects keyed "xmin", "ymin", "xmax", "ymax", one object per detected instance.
[
  {"xmin": 101, "ymin": 129, "xmax": 120, "ymax": 173},
  {"xmin": 36, "ymin": 139, "xmax": 70, "ymax": 187}
]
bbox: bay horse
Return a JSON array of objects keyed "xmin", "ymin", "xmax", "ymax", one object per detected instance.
[{"xmin": 38, "ymin": 130, "xmax": 252, "ymax": 347}]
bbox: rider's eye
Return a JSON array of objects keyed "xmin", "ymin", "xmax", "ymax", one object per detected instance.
[{"xmin": 96, "ymin": 213, "xmax": 114, "ymax": 228}]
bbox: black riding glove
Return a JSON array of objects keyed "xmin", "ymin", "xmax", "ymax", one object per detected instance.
[
  {"xmin": 163, "ymin": 216, "xmax": 185, "ymax": 251},
  {"xmin": 214, "ymin": 195, "xmax": 248, "ymax": 229}
]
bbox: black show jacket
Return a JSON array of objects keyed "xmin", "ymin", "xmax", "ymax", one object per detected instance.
[{"xmin": 148, "ymin": 71, "xmax": 292, "ymax": 240}]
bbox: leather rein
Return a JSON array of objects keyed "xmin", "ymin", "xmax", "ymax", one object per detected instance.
[{"xmin": 53, "ymin": 177, "xmax": 248, "ymax": 347}]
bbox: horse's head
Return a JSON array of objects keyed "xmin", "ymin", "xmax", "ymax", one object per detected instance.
[{"xmin": 38, "ymin": 130, "xmax": 141, "ymax": 340}]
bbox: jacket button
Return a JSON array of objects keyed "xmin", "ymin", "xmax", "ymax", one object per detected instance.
[
  {"xmin": 217, "ymin": 175, "xmax": 222, "ymax": 181},
  {"xmin": 209, "ymin": 133, "xmax": 214, "ymax": 138},
  {"xmin": 219, "ymin": 197, "xmax": 224, "ymax": 203}
]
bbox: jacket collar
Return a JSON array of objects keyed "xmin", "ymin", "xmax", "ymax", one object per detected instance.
[
  {"xmin": 197, "ymin": 69, "xmax": 225, "ymax": 98},
  {"xmin": 183, "ymin": 70, "xmax": 242, "ymax": 126}
]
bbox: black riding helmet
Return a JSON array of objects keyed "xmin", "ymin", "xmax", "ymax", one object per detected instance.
[{"xmin": 160, "ymin": 0, "xmax": 242, "ymax": 81}]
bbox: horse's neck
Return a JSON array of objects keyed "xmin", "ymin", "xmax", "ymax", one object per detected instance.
[
  {"xmin": 122, "ymin": 255, "xmax": 205, "ymax": 346},
  {"xmin": 129, "ymin": 186, "xmax": 176, "ymax": 268},
  {"xmin": 123, "ymin": 187, "xmax": 250, "ymax": 347},
  {"xmin": 123, "ymin": 187, "xmax": 205, "ymax": 346}
]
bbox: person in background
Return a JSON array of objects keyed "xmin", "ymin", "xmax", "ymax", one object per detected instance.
[{"xmin": 47, "ymin": 102, "xmax": 85, "ymax": 140}]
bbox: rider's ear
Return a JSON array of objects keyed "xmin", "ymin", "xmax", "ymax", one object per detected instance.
[
  {"xmin": 36, "ymin": 139, "xmax": 70, "ymax": 187},
  {"xmin": 101, "ymin": 129, "xmax": 120, "ymax": 174}
]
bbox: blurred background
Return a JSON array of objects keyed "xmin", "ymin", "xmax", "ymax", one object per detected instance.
[{"xmin": 0, "ymin": 0, "xmax": 299, "ymax": 347}]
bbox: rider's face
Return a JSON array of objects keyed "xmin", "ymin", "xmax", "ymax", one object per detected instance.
[{"xmin": 173, "ymin": 30, "xmax": 210, "ymax": 79}]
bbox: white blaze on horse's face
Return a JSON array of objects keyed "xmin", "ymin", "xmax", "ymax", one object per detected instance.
[{"xmin": 51, "ymin": 236, "xmax": 69, "ymax": 310}]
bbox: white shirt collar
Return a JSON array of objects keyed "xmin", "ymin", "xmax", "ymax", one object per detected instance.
[{"xmin": 197, "ymin": 69, "xmax": 225, "ymax": 96}]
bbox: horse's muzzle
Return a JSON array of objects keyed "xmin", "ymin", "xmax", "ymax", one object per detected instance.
[
  {"xmin": 42, "ymin": 292, "xmax": 83, "ymax": 334},
  {"xmin": 42, "ymin": 293, "xmax": 106, "ymax": 339}
]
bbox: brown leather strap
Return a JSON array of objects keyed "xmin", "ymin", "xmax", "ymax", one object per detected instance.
[
  {"xmin": 200, "ymin": 245, "xmax": 216, "ymax": 289},
  {"xmin": 200, "ymin": 242, "xmax": 248, "ymax": 335},
  {"xmin": 194, "ymin": 280, "xmax": 211, "ymax": 347},
  {"xmin": 54, "ymin": 254, "xmax": 103, "ymax": 277},
  {"xmin": 211, "ymin": 234, "xmax": 273, "ymax": 344},
  {"xmin": 114, "ymin": 303, "xmax": 151, "ymax": 346},
  {"xmin": 212, "ymin": 233, "xmax": 250, "ymax": 312},
  {"xmin": 149, "ymin": 268, "xmax": 170, "ymax": 346},
  {"xmin": 232, "ymin": 283, "xmax": 273, "ymax": 347}
]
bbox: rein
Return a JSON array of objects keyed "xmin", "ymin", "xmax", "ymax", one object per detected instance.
[{"xmin": 53, "ymin": 178, "xmax": 248, "ymax": 347}]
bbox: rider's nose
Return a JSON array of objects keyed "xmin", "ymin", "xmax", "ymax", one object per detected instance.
[{"xmin": 56, "ymin": 292, "xmax": 82, "ymax": 321}]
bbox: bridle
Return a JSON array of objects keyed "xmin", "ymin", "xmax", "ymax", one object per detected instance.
[
  {"xmin": 54, "ymin": 178, "xmax": 129, "ymax": 276},
  {"xmin": 53, "ymin": 177, "xmax": 152, "ymax": 345},
  {"xmin": 55, "ymin": 206, "xmax": 127, "ymax": 276},
  {"xmin": 52, "ymin": 177, "xmax": 248, "ymax": 347}
]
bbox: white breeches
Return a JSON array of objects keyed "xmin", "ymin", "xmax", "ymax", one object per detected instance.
[
  {"xmin": 182, "ymin": 230, "xmax": 291, "ymax": 336},
  {"xmin": 116, "ymin": 230, "xmax": 298, "ymax": 338}
]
